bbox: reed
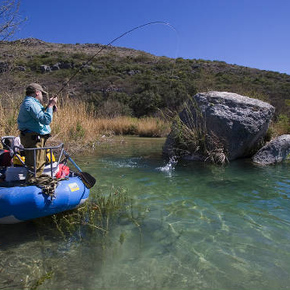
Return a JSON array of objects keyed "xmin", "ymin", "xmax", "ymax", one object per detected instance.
[
  {"xmin": 137, "ymin": 117, "xmax": 170, "ymax": 137},
  {"xmin": 0, "ymin": 95, "xmax": 170, "ymax": 146},
  {"xmin": 52, "ymin": 102, "xmax": 170, "ymax": 145},
  {"xmin": 169, "ymin": 99, "xmax": 229, "ymax": 165},
  {"xmin": 0, "ymin": 92, "xmax": 22, "ymax": 137}
]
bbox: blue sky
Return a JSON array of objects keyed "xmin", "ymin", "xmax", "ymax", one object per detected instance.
[{"xmin": 14, "ymin": 0, "xmax": 290, "ymax": 74}]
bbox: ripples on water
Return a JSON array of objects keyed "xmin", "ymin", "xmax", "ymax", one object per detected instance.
[{"xmin": 1, "ymin": 137, "xmax": 290, "ymax": 289}]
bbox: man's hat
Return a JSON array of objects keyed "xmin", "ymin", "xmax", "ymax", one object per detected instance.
[{"xmin": 26, "ymin": 83, "xmax": 48, "ymax": 95}]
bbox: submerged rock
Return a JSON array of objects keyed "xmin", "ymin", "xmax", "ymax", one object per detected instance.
[
  {"xmin": 252, "ymin": 134, "xmax": 290, "ymax": 165},
  {"xmin": 163, "ymin": 91, "xmax": 275, "ymax": 163}
]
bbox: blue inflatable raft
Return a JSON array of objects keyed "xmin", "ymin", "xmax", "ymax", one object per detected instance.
[
  {"xmin": 0, "ymin": 176, "xmax": 90, "ymax": 224},
  {"xmin": 0, "ymin": 136, "xmax": 95, "ymax": 224}
]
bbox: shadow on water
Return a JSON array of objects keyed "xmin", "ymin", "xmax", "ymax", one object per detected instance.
[{"xmin": 0, "ymin": 222, "xmax": 39, "ymax": 247}]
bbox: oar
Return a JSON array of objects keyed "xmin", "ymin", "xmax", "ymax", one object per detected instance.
[{"xmin": 63, "ymin": 150, "xmax": 96, "ymax": 189}]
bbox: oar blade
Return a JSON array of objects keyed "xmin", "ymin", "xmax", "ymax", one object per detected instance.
[{"xmin": 76, "ymin": 171, "xmax": 96, "ymax": 189}]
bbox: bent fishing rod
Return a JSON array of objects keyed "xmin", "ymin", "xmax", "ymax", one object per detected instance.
[{"xmin": 52, "ymin": 21, "xmax": 177, "ymax": 97}]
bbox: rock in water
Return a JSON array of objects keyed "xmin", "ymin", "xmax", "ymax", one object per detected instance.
[
  {"xmin": 163, "ymin": 91, "xmax": 275, "ymax": 162},
  {"xmin": 252, "ymin": 134, "xmax": 290, "ymax": 165}
]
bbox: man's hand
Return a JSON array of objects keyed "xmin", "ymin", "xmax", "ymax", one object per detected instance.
[{"xmin": 48, "ymin": 96, "xmax": 58, "ymax": 111}]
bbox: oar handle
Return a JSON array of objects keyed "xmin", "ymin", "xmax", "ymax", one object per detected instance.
[
  {"xmin": 63, "ymin": 150, "xmax": 96, "ymax": 188},
  {"xmin": 64, "ymin": 150, "xmax": 82, "ymax": 172}
]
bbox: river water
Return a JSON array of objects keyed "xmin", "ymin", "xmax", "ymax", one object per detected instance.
[{"xmin": 1, "ymin": 137, "xmax": 290, "ymax": 289}]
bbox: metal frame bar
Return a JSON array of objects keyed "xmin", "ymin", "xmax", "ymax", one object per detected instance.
[
  {"xmin": 13, "ymin": 143, "xmax": 64, "ymax": 177},
  {"xmin": 1, "ymin": 136, "xmax": 64, "ymax": 178}
]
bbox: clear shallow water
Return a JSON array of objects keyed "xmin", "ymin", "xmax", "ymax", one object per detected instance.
[{"xmin": 1, "ymin": 137, "xmax": 290, "ymax": 289}]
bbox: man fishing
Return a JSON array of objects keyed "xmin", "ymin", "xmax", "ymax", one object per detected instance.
[{"xmin": 17, "ymin": 83, "xmax": 57, "ymax": 178}]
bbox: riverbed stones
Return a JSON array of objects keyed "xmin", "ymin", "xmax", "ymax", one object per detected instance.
[
  {"xmin": 252, "ymin": 134, "xmax": 290, "ymax": 165},
  {"xmin": 163, "ymin": 91, "xmax": 275, "ymax": 162}
]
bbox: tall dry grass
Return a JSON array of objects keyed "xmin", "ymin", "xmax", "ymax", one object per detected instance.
[
  {"xmin": 0, "ymin": 95, "xmax": 170, "ymax": 148},
  {"xmin": 0, "ymin": 93, "xmax": 21, "ymax": 137},
  {"xmin": 52, "ymin": 100, "xmax": 170, "ymax": 142}
]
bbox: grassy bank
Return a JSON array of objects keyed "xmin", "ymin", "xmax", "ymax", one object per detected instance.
[
  {"xmin": 0, "ymin": 94, "xmax": 288, "ymax": 151},
  {"xmin": 0, "ymin": 95, "xmax": 171, "ymax": 148}
]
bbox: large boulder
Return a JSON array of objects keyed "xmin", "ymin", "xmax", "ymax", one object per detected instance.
[
  {"xmin": 163, "ymin": 91, "xmax": 275, "ymax": 163},
  {"xmin": 252, "ymin": 134, "xmax": 290, "ymax": 165}
]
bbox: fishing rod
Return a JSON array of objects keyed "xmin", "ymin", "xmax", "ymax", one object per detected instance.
[{"xmin": 53, "ymin": 21, "xmax": 178, "ymax": 97}]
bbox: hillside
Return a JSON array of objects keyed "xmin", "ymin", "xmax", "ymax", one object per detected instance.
[{"xmin": 0, "ymin": 38, "xmax": 290, "ymax": 120}]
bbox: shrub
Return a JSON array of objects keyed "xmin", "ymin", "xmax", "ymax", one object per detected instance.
[{"xmin": 274, "ymin": 114, "xmax": 290, "ymax": 135}]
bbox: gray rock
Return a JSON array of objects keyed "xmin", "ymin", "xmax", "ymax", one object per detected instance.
[
  {"xmin": 0, "ymin": 61, "xmax": 9, "ymax": 73},
  {"xmin": 51, "ymin": 63, "xmax": 60, "ymax": 70},
  {"xmin": 40, "ymin": 65, "xmax": 51, "ymax": 73},
  {"xmin": 59, "ymin": 62, "xmax": 73, "ymax": 69},
  {"xmin": 127, "ymin": 70, "xmax": 141, "ymax": 76},
  {"xmin": 163, "ymin": 91, "xmax": 275, "ymax": 162},
  {"xmin": 16, "ymin": 66, "xmax": 26, "ymax": 71},
  {"xmin": 252, "ymin": 134, "xmax": 290, "ymax": 165}
]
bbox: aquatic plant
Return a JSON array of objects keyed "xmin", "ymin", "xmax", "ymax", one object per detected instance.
[
  {"xmin": 30, "ymin": 271, "xmax": 54, "ymax": 290},
  {"xmin": 33, "ymin": 185, "xmax": 146, "ymax": 243}
]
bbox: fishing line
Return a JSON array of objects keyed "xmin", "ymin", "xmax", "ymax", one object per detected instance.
[{"xmin": 55, "ymin": 20, "xmax": 179, "ymax": 96}]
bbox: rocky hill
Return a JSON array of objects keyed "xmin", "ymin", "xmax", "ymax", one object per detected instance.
[{"xmin": 0, "ymin": 38, "xmax": 290, "ymax": 119}]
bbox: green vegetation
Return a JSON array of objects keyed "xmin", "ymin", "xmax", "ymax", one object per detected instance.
[
  {"xmin": 34, "ymin": 186, "xmax": 141, "ymax": 242},
  {"xmin": 0, "ymin": 39, "xmax": 289, "ymax": 124},
  {"xmin": 275, "ymin": 114, "xmax": 290, "ymax": 135}
]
